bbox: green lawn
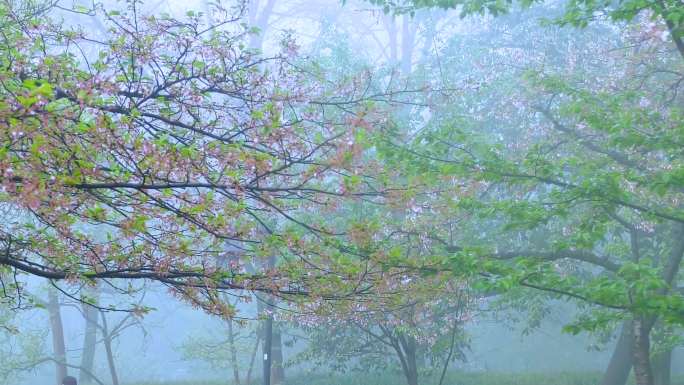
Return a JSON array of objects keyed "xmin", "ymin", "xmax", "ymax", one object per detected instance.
[{"xmin": 128, "ymin": 371, "xmax": 684, "ymax": 385}]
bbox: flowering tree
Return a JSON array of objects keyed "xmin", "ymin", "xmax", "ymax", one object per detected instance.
[
  {"xmin": 291, "ymin": 273, "xmax": 472, "ymax": 385},
  {"xmin": 0, "ymin": 0, "xmax": 415, "ymax": 316},
  {"xmin": 374, "ymin": 11, "xmax": 684, "ymax": 385}
]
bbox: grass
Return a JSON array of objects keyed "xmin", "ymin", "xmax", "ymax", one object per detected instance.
[
  {"xmin": 284, "ymin": 371, "xmax": 601, "ymax": 385},
  {"xmin": 129, "ymin": 371, "xmax": 684, "ymax": 385}
]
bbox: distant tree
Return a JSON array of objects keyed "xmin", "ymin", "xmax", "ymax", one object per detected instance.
[
  {"xmin": 47, "ymin": 287, "xmax": 67, "ymax": 384},
  {"xmin": 79, "ymin": 284, "xmax": 100, "ymax": 385},
  {"xmin": 359, "ymin": 0, "xmax": 684, "ymax": 59},
  {"xmin": 0, "ymin": 304, "xmax": 46, "ymax": 384},
  {"xmin": 180, "ymin": 312, "xmax": 260, "ymax": 385},
  {"xmin": 292, "ymin": 274, "xmax": 472, "ymax": 385}
]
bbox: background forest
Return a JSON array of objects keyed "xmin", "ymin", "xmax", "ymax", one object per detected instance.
[{"xmin": 0, "ymin": 0, "xmax": 682, "ymax": 384}]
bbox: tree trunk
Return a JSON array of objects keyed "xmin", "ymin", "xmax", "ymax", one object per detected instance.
[
  {"xmin": 404, "ymin": 337, "xmax": 418, "ymax": 385},
  {"xmin": 248, "ymin": 0, "xmax": 275, "ymax": 50},
  {"xmin": 439, "ymin": 325, "xmax": 459, "ymax": 385},
  {"xmin": 48, "ymin": 288, "xmax": 67, "ymax": 385},
  {"xmin": 227, "ymin": 318, "xmax": 241, "ymax": 385},
  {"xmin": 395, "ymin": 332, "xmax": 419, "ymax": 385},
  {"xmin": 631, "ymin": 223, "xmax": 684, "ymax": 385},
  {"xmin": 384, "ymin": 14, "xmax": 398, "ymax": 64},
  {"xmin": 661, "ymin": 10, "xmax": 684, "ymax": 60},
  {"xmin": 602, "ymin": 320, "xmax": 634, "ymax": 385},
  {"xmin": 100, "ymin": 312, "xmax": 119, "ymax": 385},
  {"xmin": 262, "ymin": 314, "xmax": 273, "ymax": 385},
  {"xmin": 653, "ymin": 348, "xmax": 672, "ymax": 385},
  {"xmin": 632, "ymin": 319, "xmax": 654, "ymax": 385},
  {"xmin": 247, "ymin": 333, "xmax": 261, "ymax": 385},
  {"xmin": 400, "ymin": 15, "xmax": 415, "ymax": 75},
  {"xmin": 79, "ymin": 287, "xmax": 100, "ymax": 385},
  {"xmin": 271, "ymin": 324, "xmax": 285, "ymax": 385},
  {"xmin": 103, "ymin": 337, "xmax": 119, "ymax": 385},
  {"xmin": 261, "ymin": 252, "xmax": 277, "ymax": 385}
]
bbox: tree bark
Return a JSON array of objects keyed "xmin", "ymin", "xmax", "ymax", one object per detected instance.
[
  {"xmin": 261, "ymin": 251, "xmax": 277, "ymax": 385},
  {"xmin": 271, "ymin": 324, "xmax": 285, "ymax": 385},
  {"xmin": 653, "ymin": 348, "xmax": 672, "ymax": 385},
  {"xmin": 632, "ymin": 318, "xmax": 654, "ymax": 385},
  {"xmin": 602, "ymin": 320, "xmax": 634, "ymax": 385},
  {"xmin": 47, "ymin": 287, "xmax": 67, "ymax": 385},
  {"xmin": 658, "ymin": 3, "xmax": 684, "ymax": 60},
  {"xmin": 79, "ymin": 287, "xmax": 100, "ymax": 385},
  {"xmin": 629, "ymin": 224, "xmax": 683, "ymax": 385},
  {"xmin": 404, "ymin": 336, "xmax": 418, "ymax": 385},
  {"xmin": 634, "ymin": 223, "xmax": 684, "ymax": 385},
  {"xmin": 393, "ymin": 332, "xmax": 419, "ymax": 385},
  {"xmin": 262, "ymin": 314, "xmax": 273, "ymax": 385}
]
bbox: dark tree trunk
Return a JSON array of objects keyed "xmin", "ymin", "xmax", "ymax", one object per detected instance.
[
  {"xmin": 48, "ymin": 288, "xmax": 67, "ymax": 385},
  {"xmin": 632, "ymin": 319, "xmax": 654, "ymax": 385},
  {"xmin": 631, "ymin": 224, "xmax": 684, "ymax": 385},
  {"xmin": 405, "ymin": 366, "xmax": 419, "ymax": 385},
  {"xmin": 404, "ymin": 336, "xmax": 418, "ymax": 385},
  {"xmin": 602, "ymin": 320, "xmax": 634, "ymax": 385},
  {"xmin": 271, "ymin": 324, "xmax": 285, "ymax": 385},
  {"xmin": 653, "ymin": 348, "xmax": 672, "ymax": 385},
  {"xmin": 79, "ymin": 287, "xmax": 99, "ymax": 385},
  {"xmin": 661, "ymin": 10, "xmax": 684, "ymax": 60},
  {"xmin": 393, "ymin": 332, "xmax": 419, "ymax": 385},
  {"xmin": 261, "ymin": 252, "xmax": 277, "ymax": 385},
  {"xmin": 262, "ymin": 314, "xmax": 273, "ymax": 385}
]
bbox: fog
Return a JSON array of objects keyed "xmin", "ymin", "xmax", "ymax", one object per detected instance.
[{"xmin": 0, "ymin": 0, "xmax": 682, "ymax": 384}]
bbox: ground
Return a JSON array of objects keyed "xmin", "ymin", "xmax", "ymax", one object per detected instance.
[{"xmin": 130, "ymin": 371, "xmax": 684, "ymax": 385}]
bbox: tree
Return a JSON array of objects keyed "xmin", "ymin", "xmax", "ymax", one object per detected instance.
[
  {"xmin": 0, "ymin": 0, "xmax": 412, "ymax": 316},
  {"xmin": 360, "ymin": 0, "xmax": 684, "ymax": 59},
  {"xmin": 354, "ymin": 2, "xmax": 684, "ymax": 384},
  {"xmin": 79, "ymin": 284, "xmax": 100, "ymax": 385},
  {"xmin": 47, "ymin": 287, "xmax": 67, "ymax": 385},
  {"xmin": 180, "ymin": 318, "xmax": 259, "ymax": 384},
  {"xmin": 387, "ymin": 33, "xmax": 682, "ymax": 385},
  {"xmin": 0, "ymin": 303, "xmax": 47, "ymax": 384},
  {"xmin": 97, "ymin": 308, "xmax": 145, "ymax": 385},
  {"xmin": 292, "ymin": 271, "xmax": 472, "ymax": 385}
]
